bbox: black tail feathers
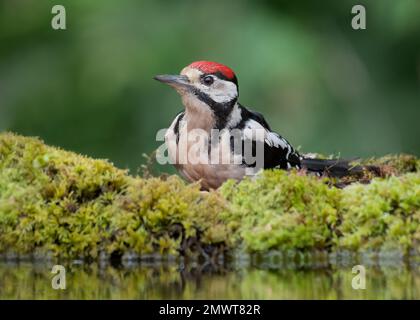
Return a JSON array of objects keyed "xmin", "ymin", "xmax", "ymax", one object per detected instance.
[{"xmin": 301, "ymin": 158, "xmax": 379, "ymax": 178}]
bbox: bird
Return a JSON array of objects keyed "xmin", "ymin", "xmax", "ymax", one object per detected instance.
[{"xmin": 154, "ymin": 61, "xmax": 371, "ymax": 190}]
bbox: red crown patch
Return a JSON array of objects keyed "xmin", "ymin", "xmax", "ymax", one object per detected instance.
[{"xmin": 189, "ymin": 61, "xmax": 236, "ymax": 80}]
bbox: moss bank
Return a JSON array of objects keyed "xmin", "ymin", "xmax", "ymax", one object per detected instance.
[
  {"xmin": 0, "ymin": 132, "xmax": 419, "ymax": 260},
  {"xmin": 0, "ymin": 133, "xmax": 229, "ymax": 259}
]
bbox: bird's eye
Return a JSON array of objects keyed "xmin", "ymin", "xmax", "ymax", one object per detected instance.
[{"xmin": 202, "ymin": 75, "xmax": 214, "ymax": 86}]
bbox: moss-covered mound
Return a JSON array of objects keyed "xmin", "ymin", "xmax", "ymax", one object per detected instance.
[
  {"xmin": 0, "ymin": 133, "xmax": 229, "ymax": 260},
  {"xmin": 0, "ymin": 132, "xmax": 419, "ymax": 260}
]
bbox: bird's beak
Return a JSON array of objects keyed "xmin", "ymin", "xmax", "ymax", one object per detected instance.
[{"xmin": 154, "ymin": 74, "xmax": 191, "ymax": 89}]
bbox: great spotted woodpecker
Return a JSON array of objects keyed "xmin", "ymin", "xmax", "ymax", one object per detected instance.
[{"xmin": 155, "ymin": 61, "xmax": 365, "ymax": 190}]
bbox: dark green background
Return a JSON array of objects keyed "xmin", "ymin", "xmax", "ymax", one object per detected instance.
[{"xmin": 1, "ymin": 0, "xmax": 419, "ymax": 173}]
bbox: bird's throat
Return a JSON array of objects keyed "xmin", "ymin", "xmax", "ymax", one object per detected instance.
[
  {"xmin": 181, "ymin": 95, "xmax": 216, "ymax": 132},
  {"xmin": 181, "ymin": 93, "xmax": 238, "ymax": 132},
  {"xmin": 184, "ymin": 108, "xmax": 215, "ymax": 132}
]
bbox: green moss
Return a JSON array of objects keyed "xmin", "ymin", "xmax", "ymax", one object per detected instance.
[
  {"xmin": 220, "ymin": 171, "xmax": 341, "ymax": 251},
  {"xmin": 338, "ymin": 174, "xmax": 420, "ymax": 251},
  {"xmin": 0, "ymin": 133, "xmax": 229, "ymax": 259},
  {"xmin": 356, "ymin": 154, "xmax": 420, "ymax": 175},
  {"xmin": 220, "ymin": 170, "xmax": 420, "ymax": 254},
  {"xmin": 0, "ymin": 132, "xmax": 419, "ymax": 259}
]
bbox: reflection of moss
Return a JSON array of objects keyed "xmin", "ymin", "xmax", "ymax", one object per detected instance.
[
  {"xmin": 0, "ymin": 132, "xmax": 419, "ymax": 259},
  {"xmin": 1, "ymin": 262, "xmax": 419, "ymax": 299}
]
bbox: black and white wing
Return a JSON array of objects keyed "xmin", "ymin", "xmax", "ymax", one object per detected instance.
[{"xmin": 235, "ymin": 106, "xmax": 301, "ymax": 169}]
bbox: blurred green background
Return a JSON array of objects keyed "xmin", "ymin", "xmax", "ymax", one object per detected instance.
[{"xmin": 1, "ymin": 0, "xmax": 419, "ymax": 173}]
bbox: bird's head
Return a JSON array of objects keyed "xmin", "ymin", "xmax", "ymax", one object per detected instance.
[{"xmin": 155, "ymin": 61, "xmax": 239, "ymax": 124}]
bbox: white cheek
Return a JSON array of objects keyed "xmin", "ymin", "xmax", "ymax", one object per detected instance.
[{"xmin": 198, "ymin": 80, "xmax": 237, "ymax": 103}]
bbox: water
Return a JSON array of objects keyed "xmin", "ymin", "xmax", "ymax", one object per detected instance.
[{"xmin": 1, "ymin": 254, "xmax": 419, "ymax": 299}]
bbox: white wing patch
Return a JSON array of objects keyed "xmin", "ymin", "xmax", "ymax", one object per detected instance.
[
  {"xmin": 265, "ymin": 131, "xmax": 288, "ymax": 149},
  {"xmin": 243, "ymin": 119, "xmax": 292, "ymax": 154},
  {"xmin": 226, "ymin": 104, "xmax": 242, "ymax": 128},
  {"xmin": 165, "ymin": 112, "xmax": 185, "ymax": 140}
]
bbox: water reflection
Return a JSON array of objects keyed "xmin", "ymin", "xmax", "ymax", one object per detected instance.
[{"xmin": 0, "ymin": 258, "xmax": 419, "ymax": 299}]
